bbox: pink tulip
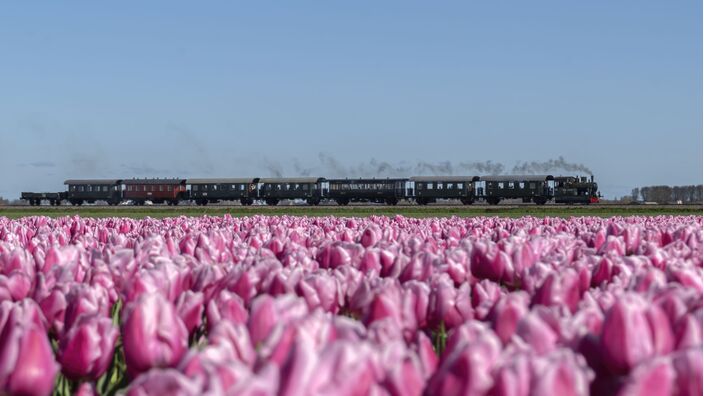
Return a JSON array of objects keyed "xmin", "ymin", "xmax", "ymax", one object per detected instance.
[
  {"xmin": 126, "ymin": 368, "xmax": 201, "ymax": 396},
  {"xmin": 672, "ymin": 348, "xmax": 703, "ymax": 396},
  {"xmin": 206, "ymin": 289, "xmax": 248, "ymax": 331},
  {"xmin": 179, "ymin": 345, "xmax": 251, "ymax": 394},
  {"xmin": 58, "ymin": 315, "xmax": 118, "ymax": 380},
  {"xmin": 75, "ymin": 382, "xmax": 99, "ymax": 396},
  {"xmin": 175, "ymin": 290, "xmax": 204, "ymax": 335},
  {"xmin": 0, "ymin": 318, "xmax": 58, "ymax": 396},
  {"xmin": 488, "ymin": 292, "xmax": 529, "ymax": 344},
  {"xmin": 208, "ymin": 322, "xmax": 256, "ymax": 367},
  {"xmin": 122, "ymin": 293, "xmax": 189, "ymax": 377},
  {"xmin": 38, "ymin": 288, "xmax": 67, "ymax": 334},
  {"xmin": 64, "ymin": 284, "xmax": 109, "ymax": 332},
  {"xmin": 600, "ymin": 295, "xmax": 656, "ymax": 374},
  {"xmin": 296, "ymin": 273, "xmax": 341, "ymax": 313},
  {"xmin": 617, "ymin": 357, "xmax": 675, "ymax": 396},
  {"xmin": 515, "ymin": 311, "xmax": 558, "ymax": 355},
  {"xmin": 427, "ymin": 323, "xmax": 501, "ymax": 395},
  {"xmin": 429, "ymin": 279, "xmax": 472, "ymax": 329}
]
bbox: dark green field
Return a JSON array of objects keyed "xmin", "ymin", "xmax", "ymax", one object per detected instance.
[{"xmin": 0, "ymin": 205, "xmax": 700, "ymax": 219}]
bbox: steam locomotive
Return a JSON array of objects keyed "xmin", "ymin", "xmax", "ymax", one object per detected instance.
[{"xmin": 20, "ymin": 174, "xmax": 599, "ymax": 206}]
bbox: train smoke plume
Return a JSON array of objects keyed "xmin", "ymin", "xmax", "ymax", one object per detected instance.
[
  {"xmin": 269, "ymin": 153, "xmax": 592, "ymax": 178},
  {"xmin": 511, "ymin": 156, "xmax": 592, "ymax": 175}
]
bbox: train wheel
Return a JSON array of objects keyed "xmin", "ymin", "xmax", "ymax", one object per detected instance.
[
  {"xmin": 461, "ymin": 198, "xmax": 474, "ymax": 205},
  {"xmin": 265, "ymin": 199, "xmax": 279, "ymax": 206},
  {"xmin": 385, "ymin": 198, "xmax": 398, "ymax": 206},
  {"xmin": 487, "ymin": 197, "xmax": 500, "ymax": 205},
  {"xmin": 533, "ymin": 197, "xmax": 547, "ymax": 205}
]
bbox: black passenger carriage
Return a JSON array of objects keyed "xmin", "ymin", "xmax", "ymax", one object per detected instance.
[
  {"xmin": 411, "ymin": 176, "xmax": 480, "ymax": 205},
  {"xmin": 479, "ymin": 175, "xmax": 554, "ymax": 205},
  {"xmin": 188, "ymin": 178, "xmax": 258, "ymax": 206},
  {"xmin": 256, "ymin": 177, "xmax": 326, "ymax": 206},
  {"xmin": 64, "ymin": 179, "xmax": 123, "ymax": 206},
  {"xmin": 327, "ymin": 178, "xmax": 408, "ymax": 205}
]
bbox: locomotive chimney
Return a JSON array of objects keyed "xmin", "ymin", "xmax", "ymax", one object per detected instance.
[{"xmin": 590, "ymin": 175, "xmax": 594, "ymax": 182}]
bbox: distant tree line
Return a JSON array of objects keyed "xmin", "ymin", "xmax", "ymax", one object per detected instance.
[{"xmin": 626, "ymin": 185, "xmax": 703, "ymax": 204}]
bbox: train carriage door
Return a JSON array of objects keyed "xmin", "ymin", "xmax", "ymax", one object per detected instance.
[
  {"xmin": 320, "ymin": 181, "xmax": 329, "ymax": 197},
  {"xmin": 407, "ymin": 181, "xmax": 414, "ymax": 198},
  {"xmin": 475, "ymin": 181, "xmax": 485, "ymax": 197},
  {"xmin": 547, "ymin": 179, "xmax": 555, "ymax": 197}
]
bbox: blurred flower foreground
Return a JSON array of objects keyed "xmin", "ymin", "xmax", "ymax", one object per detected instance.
[{"xmin": 0, "ymin": 214, "xmax": 700, "ymax": 396}]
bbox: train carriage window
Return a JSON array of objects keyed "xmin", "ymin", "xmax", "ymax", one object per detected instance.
[
  {"xmin": 79, "ymin": 186, "xmax": 84, "ymax": 192},
  {"xmin": 303, "ymin": 184, "xmax": 309, "ymax": 191},
  {"xmin": 427, "ymin": 183, "xmax": 433, "ymax": 190},
  {"xmin": 529, "ymin": 183, "xmax": 536, "ymax": 189},
  {"xmin": 508, "ymin": 182, "xmax": 514, "ymax": 189},
  {"xmin": 498, "ymin": 182, "xmax": 505, "ymax": 189},
  {"xmin": 276, "ymin": 184, "xmax": 282, "ymax": 191},
  {"xmin": 213, "ymin": 185, "xmax": 218, "ymax": 191},
  {"xmin": 102, "ymin": 186, "xmax": 107, "ymax": 192},
  {"xmin": 159, "ymin": 185, "xmax": 164, "ymax": 192},
  {"xmin": 240, "ymin": 184, "xmax": 245, "ymax": 191},
  {"xmin": 168, "ymin": 185, "xmax": 173, "ymax": 191},
  {"xmin": 458, "ymin": 183, "xmax": 464, "ymax": 189},
  {"xmin": 193, "ymin": 185, "xmax": 199, "ymax": 191},
  {"xmin": 519, "ymin": 182, "xmax": 525, "ymax": 189},
  {"xmin": 231, "ymin": 184, "xmax": 236, "ymax": 190},
  {"xmin": 447, "ymin": 183, "xmax": 454, "ymax": 189}
]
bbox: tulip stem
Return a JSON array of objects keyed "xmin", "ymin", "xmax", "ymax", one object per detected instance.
[{"xmin": 432, "ymin": 322, "xmax": 447, "ymax": 355}]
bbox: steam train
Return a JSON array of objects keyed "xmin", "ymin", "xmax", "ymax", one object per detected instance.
[{"xmin": 20, "ymin": 175, "xmax": 599, "ymax": 206}]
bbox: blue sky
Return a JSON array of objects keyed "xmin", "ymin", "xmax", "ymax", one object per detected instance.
[{"xmin": 0, "ymin": 1, "xmax": 701, "ymax": 199}]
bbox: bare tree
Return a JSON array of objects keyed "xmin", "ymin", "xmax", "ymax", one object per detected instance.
[{"xmin": 631, "ymin": 188, "xmax": 640, "ymax": 202}]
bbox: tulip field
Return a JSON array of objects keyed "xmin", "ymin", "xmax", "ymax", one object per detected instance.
[{"xmin": 0, "ymin": 214, "xmax": 701, "ymax": 396}]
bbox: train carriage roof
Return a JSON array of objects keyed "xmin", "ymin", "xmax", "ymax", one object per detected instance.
[
  {"xmin": 480, "ymin": 175, "xmax": 554, "ymax": 182},
  {"xmin": 327, "ymin": 177, "xmax": 408, "ymax": 183},
  {"xmin": 258, "ymin": 177, "xmax": 325, "ymax": 184},
  {"xmin": 122, "ymin": 178, "xmax": 186, "ymax": 185},
  {"xmin": 410, "ymin": 176, "xmax": 480, "ymax": 182},
  {"xmin": 187, "ymin": 178, "xmax": 257, "ymax": 184},
  {"xmin": 64, "ymin": 179, "xmax": 122, "ymax": 185}
]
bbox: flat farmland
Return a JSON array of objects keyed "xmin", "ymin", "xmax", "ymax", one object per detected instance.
[{"xmin": 0, "ymin": 204, "xmax": 700, "ymax": 218}]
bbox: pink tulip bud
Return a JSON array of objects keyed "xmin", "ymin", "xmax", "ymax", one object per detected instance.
[
  {"xmin": 206, "ymin": 290, "xmax": 248, "ymax": 332},
  {"xmin": 208, "ymin": 322, "xmax": 256, "ymax": 367},
  {"xmin": 175, "ymin": 291, "xmax": 204, "ymax": 335},
  {"xmin": 617, "ymin": 357, "xmax": 675, "ymax": 396},
  {"xmin": 122, "ymin": 293, "xmax": 189, "ymax": 377},
  {"xmin": 489, "ymin": 292, "xmax": 529, "ymax": 344},
  {"xmin": 426, "ymin": 323, "xmax": 501, "ymax": 395},
  {"xmin": 39, "ymin": 288, "xmax": 67, "ymax": 334},
  {"xmin": 516, "ymin": 312, "xmax": 558, "ymax": 355},
  {"xmin": 75, "ymin": 382, "xmax": 99, "ymax": 396},
  {"xmin": 126, "ymin": 368, "xmax": 201, "ymax": 396},
  {"xmin": 0, "ymin": 319, "xmax": 59, "ymax": 396},
  {"xmin": 672, "ymin": 348, "xmax": 703, "ymax": 396},
  {"xmin": 64, "ymin": 284, "xmax": 109, "ymax": 332},
  {"xmin": 429, "ymin": 279, "xmax": 472, "ymax": 329},
  {"xmin": 600, "ymin": 295, "xmax": 655, "ymax": 374},
  {"xmin": 296, "ymin": 273, "xmax": 341, "ymax": 313},
  {"xmin": 59, "ymin": 315, "xmax": 118, "ymax": 380}
]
